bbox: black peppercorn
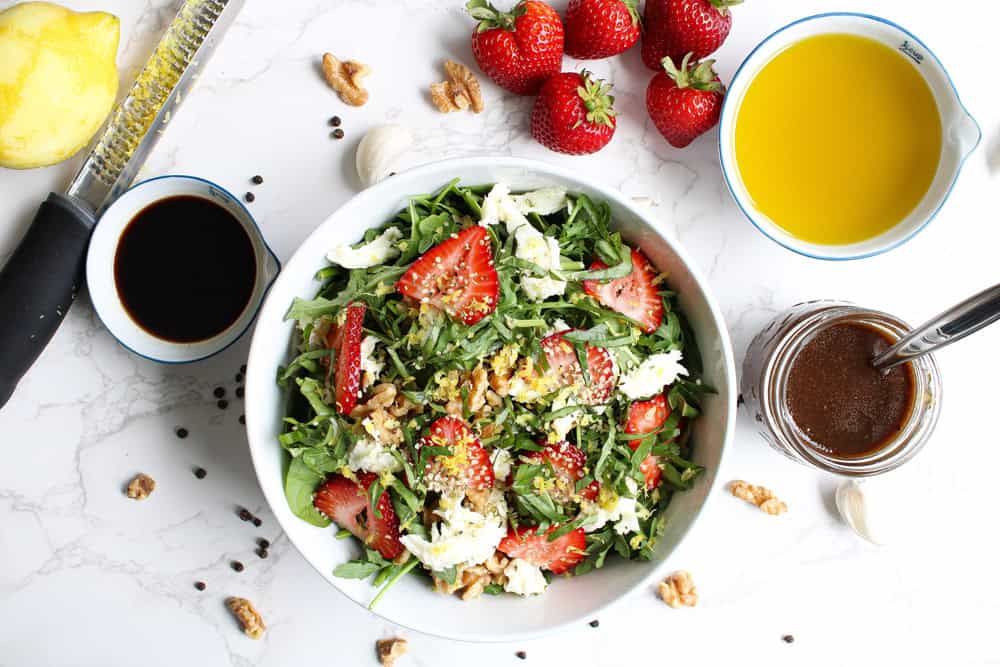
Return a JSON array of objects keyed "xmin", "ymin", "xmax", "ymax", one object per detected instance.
[
  {"xmin": 332, "ymin": 128, "xmax": 345, "ymax": 139},
  {"xmin": 240, "ymin": 364, "xmax": 247, "ymax": 374},
  {"xmin": 252, "ymin": 517, "xmax": 262, "ymax": 527},
  {"xmin": 217, "ymin": 399, "xmax": 228, "ymax": 410},
  {"xmin": 235, "ymin": 373, "xmax": 243, "ymax": 383},
  {"xmin": 516, "ymin": 651, "xmax": 526, "ymax": 660},
  {"xmin": 213, "ymin": 387, "xmax": 225, "ymax": 398},
  {"xmin": 238, "ymin": 508, "xmax": 252, "ymax": 522},
  {"xmin": 589, "ymin": 620, "xmax": 599, "ymax": 628},
  {"xmin": 239, "ymin": 414, "xmax": 246, "ymax": 425},
  {"xmin": 329, "ymin": 115, "xmax": 341, "ymax": 127},
  {"xmin": 175, "ymin": 427, "xmax": 188, "ymax": 439},
  {"xmin": 782, "ymin": 635, "xmax": 795, "ymax": 644},
  {"xmin": 258, "ymin": 538, "xmax": 270, "ymax": 549},
  {"xmin": 256, "ymin": 548, "xmax": 268, "ymax": 559},
  {"xmin": 232, "ymin": 561, "xmax": 244, "ymax": 572},
  {"xmin": 251, "ymin": 175, "xmax": 263, "ymax": 185},
  {"xmin": 244, "ymin": 192, "xmax": 255, "ymax": 203},
  {"xmin": 236, "ymin": 386, "xmax": 244, "ymax": 399},
  {"xmin": 194, "ymin": 581, "xmax": 206, "ymax": 591},
  {"xmin": 194, "ymin": 467, "xmax": 207, "ymax": 479}
]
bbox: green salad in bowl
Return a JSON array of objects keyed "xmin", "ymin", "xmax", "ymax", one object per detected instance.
[{"xmin": 277, "ymin": 179, "xmax": 709, "ymax": 606}]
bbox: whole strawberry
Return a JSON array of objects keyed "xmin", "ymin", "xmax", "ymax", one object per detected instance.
[
  {"xmin": 641, "ymin": 0, "xmax": 741, "ymax": 70},
  {"xmin": 531, "ymin": 71, "xmax": 617, "ymax": 155},
  {"xmin": 646, "ymin": 54, "xmax": 725, "ymax": 148},
  {"xmin": 564, "ymin": 0, "xmax": 640, "ymax": 60},
  {"xmin": 467, "ymin": 0, "xmax": 564, "ymax": 95}
]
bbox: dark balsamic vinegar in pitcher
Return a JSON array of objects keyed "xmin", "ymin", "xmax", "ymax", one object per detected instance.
[{"xmin": 114, "ymin": 195, "xmax": 256, "ymax": 343}]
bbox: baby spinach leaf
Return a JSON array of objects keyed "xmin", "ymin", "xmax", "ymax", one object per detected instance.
[{"xmin": 284, "ymin": 457, "xmax": 330, "ymax": 527}]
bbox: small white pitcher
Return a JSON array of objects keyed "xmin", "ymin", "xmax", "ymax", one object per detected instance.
[
  {"xmin": 719, "ymin": 12, "xmax": 982, "ymax": 261},
  {"xmin": 86, "ymin": 174, "xmax": 280, "ymax": 363}
]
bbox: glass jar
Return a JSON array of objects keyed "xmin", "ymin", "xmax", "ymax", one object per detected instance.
[{"xmin": 741, "ymin": 301, "xmax": 942, "ymax": 476}]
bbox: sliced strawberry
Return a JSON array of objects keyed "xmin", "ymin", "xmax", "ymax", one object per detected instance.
[
  {"xmin": 498, "ymin": 525, "xmax": 587, "ymax": 574},
  {"xmin": 396, "ymin": 226, "xmax": 499, "ymax": 325},
  {"xmin": 624, "ymin": 394, "xmax": 670, "ymax": 490},
  {"xmin": 639, "ymin": 455, "xmax": 662, "ymax": 490},
  {"xmin": 323, "ymin": 302, "xmax": 366, "ymax": 415},
  {"xmin": 313, "ymin": 472, "xmax": 404, "ymax": 560},
  {"xmin": 624, "ymin": 394, "xmax": 670, "ymax": 435},
  {"xmin": 420, "ymin": 416, "xmax": 495, "ymax": 491},
  {"xmin": 582, "ymin": 248, "xmax": 664, "ymax": 333},
  {"xmin": 541, "ymin": 331, "xmax": 616, "ymax": 405},
  {"xmin": 524, "ymin": 440, "xmax": 599, "ymax": 501}
]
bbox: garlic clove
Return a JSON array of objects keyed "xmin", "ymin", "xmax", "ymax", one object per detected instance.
[
  {"xmin": 836, "ymin": 479, "xmax": 882, "ymax": 545},
  {"xmin": 355, "ymin": 124, "xmax": 413, "ymax": 189},
  {"xmin": 835, "ymin": 477, "xmax": 923, "ymax": 546}
]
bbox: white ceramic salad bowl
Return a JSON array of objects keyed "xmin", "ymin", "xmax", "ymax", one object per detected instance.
[{"xmin": 244, "ymin": 156, "xmax": 736, "ymax": 642}]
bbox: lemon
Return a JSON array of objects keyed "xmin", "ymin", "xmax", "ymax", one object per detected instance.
[{"xmin": 0, "ymin": 2, "xmax": 119, "ymax": 169}]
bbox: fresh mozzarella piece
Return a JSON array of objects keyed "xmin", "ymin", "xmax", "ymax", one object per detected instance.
[
  {"xmin": 359, "ymin": 335, "xmax": 385, "ymax": 388},
  {"xmin": 399, "ymin": 502, "xmax": 506, "ymax": 571},
  {"xmin": 511, "ymin": 187, "xmax": 568, "ymax": 215},
  {"xmin": 347, "ymin": 437, "xmax": 401, "ymax": 473},
  {"xmin": 503, "ymin": 558, "xmax": 548, "ymax": 596},
  {"xmin": 579, "ymin": 493, "xmax": 645, "ymax": 535},
  {"xmin": 617, "ymin": 350, "xmax": 688, "ymax": 400},
  {"xmin": 326, "ymin": 227, "xmax": 402, "ymax": 269},
  {"xmin": 549, "ymin": 392, "xmax": 581, "ymax": 441},
  {"xmin": 478, "ymin": 184, "xmax": 567, "ymax": 301},
  {"xmin": 479, "ymin": 183, "xmax": 510, "ymax": 226},
  {"xmin": 491, "ymin": 448, "xmax": 513, "ymax": 481}
]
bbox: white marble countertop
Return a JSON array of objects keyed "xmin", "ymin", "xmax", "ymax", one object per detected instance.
[{"xmin": 2, "ymin": 0, "xmax": 999, "ymax": 664}]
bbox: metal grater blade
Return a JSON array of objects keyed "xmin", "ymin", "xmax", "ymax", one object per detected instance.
[{"xmin": 66, "ymin": 0, "xmax": 245, "ymax": 215}]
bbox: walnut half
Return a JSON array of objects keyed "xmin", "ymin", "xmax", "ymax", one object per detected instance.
[
  {"xmin": 226, "ymin": 597, "xmax": 265, "ymax": 639},
  {"xmin": 659, "ymin": 571, "xmax": 698, "ymax": 609},
  {"xmin": 430, "ymin": 60, "xmax": 484, "ymax": 113},
  {"xmin": 376, "ymin": 638, "xmax": 408, "ymax": 666},
  {"xmin": 729, "ymin": 480, "xmax": 788, "ymax": 515},
  {"xmin": 125, "ymin": 473, "xmax": 155, "ymax": 500},
  {"xmin": 322, "ymin": 53, "xmax": 370, "ymax": 106}
]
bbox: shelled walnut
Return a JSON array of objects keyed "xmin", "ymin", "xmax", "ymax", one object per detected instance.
[
  {"xmin": 729, "ymin": 480, "xmax": 788, "ymax": 515},
  {"xmin": 431, "ymin": 60, "xmax": 484, "ymax": 113},
  {"xmin": 658, "ymin": 571, "xmax": 697, "ymax": 609},
  {"xmin": 376, "ymin": 638, "xmax": 408, "ymax": 666},
  {"xmin": 226, "ymin": 596, "xmax": 265, "ymax": 639},
  {"xmin": 322, "ymin": 53, "xmax": 370, "ymax": 106},
  {"xmin": 125, "ymin": 473, "xmax": 155, "ymax": 500}
]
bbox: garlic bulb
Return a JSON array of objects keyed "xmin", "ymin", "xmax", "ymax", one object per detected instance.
[{"xmin": 355, "ymin": 124, "xmax": 413, "ymax": 188}]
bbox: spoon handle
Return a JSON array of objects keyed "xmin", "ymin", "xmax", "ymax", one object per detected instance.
[{"xmin": 872, "ymin": 284, "xmax": 1000, "ymax": 370}]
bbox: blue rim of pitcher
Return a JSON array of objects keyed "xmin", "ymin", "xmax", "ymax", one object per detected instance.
[
  {"xmin": 718, "ymin": 12, "xmax": 983, "ymax": 261},
  {"xmin": 87, "ymin": 174, "xmax": 282, "ymax": 365}
]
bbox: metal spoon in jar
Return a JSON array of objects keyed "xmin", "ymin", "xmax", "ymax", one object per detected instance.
[{"xmin": 871, "ymin": 283, "xmax": 1000, "ymax": 371}]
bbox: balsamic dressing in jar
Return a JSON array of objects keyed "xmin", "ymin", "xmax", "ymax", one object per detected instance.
[
  {"xmin": 785, "ymin": 321, "xmax": 916, "ymax": 458},
  {"xmin": 114, "ymin": 195, "xmax": 256, "ymax": 343}
]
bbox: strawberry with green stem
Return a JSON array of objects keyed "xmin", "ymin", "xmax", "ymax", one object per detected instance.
[
  {"xmin": 466, "ymin": 0, "xmax": 564, "ymax": 95},
  {"xmin": 531, "ymin": 70, "xmax": 617, "ymax": 155},
  {"xmin": 646, "ymin": 53, "xmax": 725, "ymax": 148},
  {"xmin": 641, "ymin": 0, "xmax": 742, "ymax": 70},
  {"xmin": 564, "ymin": 0, "xmax": 640, "ymax": 60}
]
